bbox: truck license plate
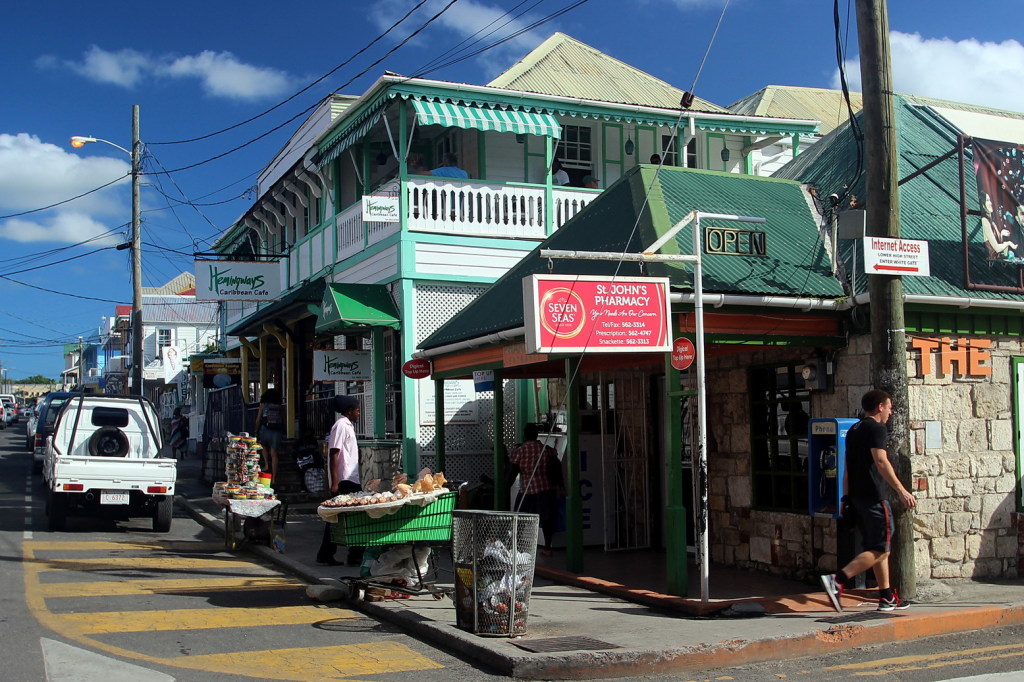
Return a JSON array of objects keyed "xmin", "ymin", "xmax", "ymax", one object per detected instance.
[{"xmin": 100, "ymin": 491, "xmax": 130, "ymax": 505}]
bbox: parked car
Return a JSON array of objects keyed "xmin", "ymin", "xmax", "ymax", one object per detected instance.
[
  {"xmin": 1, "ymin": 401, "xmax": 13, "ymax": 426},
  {"xmin": 0, "ymin": 403, "xmax": 6, "ymax": 429},
  {"xmin": 30, "ymin": 392, "xmax": 73, "ymax": 471}
]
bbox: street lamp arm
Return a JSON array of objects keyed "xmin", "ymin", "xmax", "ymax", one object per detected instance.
[{"xmin": 69, "ymin": 135, "xmax": 133, "ymax": 157}]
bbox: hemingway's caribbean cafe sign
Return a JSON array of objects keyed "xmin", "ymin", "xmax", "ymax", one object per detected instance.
[
  {"xmin": 195, "ymin": 260, "xmax": 282, "ymax": 302},
  {"xmin": 313, "ymin": 350, "xmax": 372, "ymax": 382},
  {"xmin": 523, "ymin": 275, "xmax": 671, "ymax": 353}
]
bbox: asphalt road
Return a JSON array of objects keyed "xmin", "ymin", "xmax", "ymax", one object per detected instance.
[{"xmin": 0, "ymin": 426, "xmax": 507, "ymax": 681}]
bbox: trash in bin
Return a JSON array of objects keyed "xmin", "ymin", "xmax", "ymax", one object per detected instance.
[{"xmin": 451, "ymin": 510, "xmax": 539, "ymax": 637}]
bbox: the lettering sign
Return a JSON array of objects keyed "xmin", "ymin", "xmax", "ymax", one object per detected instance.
[
  {"xmin": 704, "ymin": 226, "xmax": 767, "ymax": 256},
  {"xmin": 195, "ymin": 260, "xmax": 282, "ymax": 301},
  {"xmin": 910, "ymin": 337, "xmax": 992, "ymax": 377},
  {"xmin": 863, "ymin": 237, "xmax": 930, "ymax": 276},
  {"xmin": 523, "ymin": 275, "xmax": 671, "ymax": 353},
  {"xmin": 313, "ymin": 350, "xmax": 371, "ymax": 382},
  {"xmin": 361, "ymin": 194, "xmax": 400, "ymax": 222}
]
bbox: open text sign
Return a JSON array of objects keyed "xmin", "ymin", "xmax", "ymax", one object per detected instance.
[{"xmin": 524, "ymin": 275, "xmax": 671, "ymax": 353}]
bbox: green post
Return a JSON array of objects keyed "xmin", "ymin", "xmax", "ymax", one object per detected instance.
[
  {"xmin": 565, "ymin": 357, "xmax": 583, "ymax": 573},
  {"xmin": 372, "ymin": 327, "xmax": 386, "ymax": 439},
  {"xmin": 434, "ymin": 378, "xmax": 446, "ymax": 474},
  {"xmin": 664, "ymin": 339, "xmax": 689, "ymax": 596},
  {"xmin": 493, "ymin": 371, "xmax": 508, "ymax": 510}
]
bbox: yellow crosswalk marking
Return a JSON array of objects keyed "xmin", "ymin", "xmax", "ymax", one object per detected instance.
[
  {"xmin": 57, "ymin": 606, "xmax": 358, "ymax": 634},
  {"xmin": 26, "ymin": 540, "xmax": 226, "ymax": 552},
  {"xmin": 169, "ymin": 641, "xmax": 445, "ymax": 679},
  {"xmin": 35, "ymin": 556, "xmax": 256, "ymax": 571},
  {"xmin": 42, "ymin": 576, "xmax": 304, "ymax": 599}
]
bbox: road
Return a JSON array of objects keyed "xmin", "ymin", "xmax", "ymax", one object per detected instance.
[{"xmin": 0, "ymin": 425, "xmax": 505, "ymax": 681}]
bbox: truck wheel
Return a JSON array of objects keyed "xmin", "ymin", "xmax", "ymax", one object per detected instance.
[
  {"xmin": 153, "ymin": 496, "xmax": 173, "ymax": 533},
  {"xmin": 88, "ymin": 427, "xmax": 130, "ymax": 457},
  {"xmin": 47, "ymin": 491, "xmax": 67, "ymax": 532}
]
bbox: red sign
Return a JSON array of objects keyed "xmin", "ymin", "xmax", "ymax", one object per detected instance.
[
  {"xmin": 524, "ymin": 275, "xmax": 671, "ymax": 353},
  {"xmin": 402, "ymin": 358, "xmax": 432, "ymax": 379},
  {"xmin": 671, "ymin": 337, "xmax": 696, "ymax": 370}
]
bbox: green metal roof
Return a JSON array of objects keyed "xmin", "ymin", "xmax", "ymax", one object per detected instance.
[
  {"xmin": 420, "ymin": 165, "xmax": 842, "ymax": 350},
  {"xmin": 774, "ymin": 95, "xmax": 1024, "ymax": 302},
  {"xmin": 227, "ymin": 278, "xmax": 325, "ymax": 337}
]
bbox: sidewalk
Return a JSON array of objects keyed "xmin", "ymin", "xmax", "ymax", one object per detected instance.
[{"xmin": 173, "ymin": 457, "xmax": 1024, "ymax": 680}]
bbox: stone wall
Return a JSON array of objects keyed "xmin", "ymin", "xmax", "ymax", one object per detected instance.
[{"xmin": 702, "ymin": 332, "xmax": 1021, "ymax": 583}]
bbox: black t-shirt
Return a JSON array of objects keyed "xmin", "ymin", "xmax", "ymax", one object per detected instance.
[{"xmin": 845, "ymin": 417, "xmax": 888, "ymax": 501}]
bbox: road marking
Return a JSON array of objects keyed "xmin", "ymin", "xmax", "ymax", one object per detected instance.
[
  {"xmin": 36, "ymin": 556, "xmax": 254, "ymax": 571},
  {"xmin": 41, "ymin": 638, "xmax": 174, "ymax": 682},
  {"xmin": 43, "ymin": 576, "xmax": 305, "ymax": 598},
  {"xmin": 825, "ymin": 642, "xmax": 1024, "ymax": 676},
  {"xmin": 28, "ymin": 540, "xmax": 227, "ymax": 552},
  {"xmin": 167, "ymin": 642, "xmax": 444, "ymax": 679},
  {"xmin": 57, "ymin": 605, "xmax": 358, "ymax": 634}
]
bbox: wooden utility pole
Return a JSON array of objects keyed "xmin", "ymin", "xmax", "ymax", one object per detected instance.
[{"xmin": 856, "ymin": 0, "xmax": 915, "ymax": 598}]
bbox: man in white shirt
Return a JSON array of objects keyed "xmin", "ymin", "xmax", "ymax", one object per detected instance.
[{"xmin": 317, "ymin": 395, "xmax": 363, "ymax": 566}]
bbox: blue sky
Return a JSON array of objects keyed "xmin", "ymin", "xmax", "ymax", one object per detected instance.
[{"xmin": 1, "ymin": 0, "xmax": 1023, "ymax": 380}]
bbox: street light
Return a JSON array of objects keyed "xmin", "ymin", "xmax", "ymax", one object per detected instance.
[{"xmin": 70, "ymin": 105, "xmax": 143, "ymax": 396}]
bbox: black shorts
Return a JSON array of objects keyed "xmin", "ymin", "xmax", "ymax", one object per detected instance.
[{"xmin": 850, "ymin": 497, "xmax": 893, "ymax": 554}]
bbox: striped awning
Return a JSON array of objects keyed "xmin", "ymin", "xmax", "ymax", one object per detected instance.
[
  {"xmin": 317, "ymin": 111, "xmax": 383, "ymax": 168},
  {"xmin": 411, "ymin": 99, "xmax": 561, "ymax": 138}
]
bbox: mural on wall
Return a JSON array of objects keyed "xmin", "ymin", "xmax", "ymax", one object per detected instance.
[{"xmin": 973, "ymin": 138, "xmax": 1024, "ymax": 262}]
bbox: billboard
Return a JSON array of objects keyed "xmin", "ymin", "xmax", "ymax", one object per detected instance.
[
  {"xmin": 523, "ymin": 275, "xmax": 671, "ymax": 353},
  {"xmin": 973, "ymin": 138, "xmax": 1024, "ymax": 263},
  {"xmin": 195, "ymin": 260, "xmax": 281, "ymax": 301}
]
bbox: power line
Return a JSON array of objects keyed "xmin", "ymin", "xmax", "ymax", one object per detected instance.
[{"xmin": 0, "ymin": 173, "xmax": 129, "ymax": 220}]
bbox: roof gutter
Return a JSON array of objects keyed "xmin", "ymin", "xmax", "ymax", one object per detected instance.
[
  {"xmin": 853, "ymin": 292, "xmax": 1024, "ymax": 311},
  {"xmin": 414, "ymin": 293, "xmax": 846, "ymax": 359}
]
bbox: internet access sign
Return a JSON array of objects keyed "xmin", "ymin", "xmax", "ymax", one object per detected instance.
[{"xmin": 862, "ymin": 237, "xmax": 930, "ymax": 277}]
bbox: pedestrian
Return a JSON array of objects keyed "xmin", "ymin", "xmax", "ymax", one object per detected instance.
[
  {"xmin": 821, "ymin": 388, "xmax": 917, "ymax": 612},
  {"xmin": 169, "ymin": 407, "xmax": 188, "ymax": 459},
  {"xmin": 552, "ymin": 158, "xmax": 570, "ymax": 186},
  {"xmin": 582, "ymin": 174, "xmax": 599, "ymax": 189},
  {"xmin": 508, "ymin": 423, "xmax": 565, "ymax": 556},
  {"xmin": 428, "ymin": 152, "xmax": 469, "ymax": 179},
  {"xmin": 317, "ymin": 394, "xmax": 364, "ymax": 566},
  {"xmin": 254, "ymin": 388, "xmax": 284, "ymax": 483}
]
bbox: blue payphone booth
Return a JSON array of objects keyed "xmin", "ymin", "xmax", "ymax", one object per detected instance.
[{"xmin": 807, "ymin": 418, "xmax": 858, "ymax": 518}]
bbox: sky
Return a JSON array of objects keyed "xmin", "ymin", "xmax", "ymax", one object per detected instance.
[{"xmin": 1, "ymin": 0, "xmax": 1023, "ymax": 380}]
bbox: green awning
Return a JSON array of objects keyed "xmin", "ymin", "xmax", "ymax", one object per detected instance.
[
  {"xmin": 411, "ymin": 99, "xmax": 561, "ymax": 138},
  {"xmin": 317, "ymin": 111, "xmax": 383, "ymax": 168},
  {"xmin": 316, "ymin": 283, "xmax": 400, "ymax": 334}
]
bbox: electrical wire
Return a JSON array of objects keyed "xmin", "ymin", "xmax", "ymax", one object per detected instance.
[
  {"xmin": 0, "ymin": 275, "xmax": 126, "ymax": 303},
  {"xmin": 0, "ymin": 173, "xmax": 130, "ymax": 220}
]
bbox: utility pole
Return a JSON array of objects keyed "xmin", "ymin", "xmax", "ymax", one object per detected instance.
[
  {"xmin": 856, "ymin": 0, "xmax": 915, "ymax": 598},
  {"xmin": 130, "ymin": 105, "xmax": 144, "ymax": 397}
]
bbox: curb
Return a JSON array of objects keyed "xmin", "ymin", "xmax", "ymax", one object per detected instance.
[{"xmin": 173, "ymin": 496, "xmax": 1024, "ymax": 680}]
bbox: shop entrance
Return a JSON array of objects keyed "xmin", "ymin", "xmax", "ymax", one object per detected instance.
[
  {"xmin": 579, "ymin": 372, "xmax": 653, "ymax": 551},
  {"xmin": 1014, "ymin": 359, "xmax": 1024, "ymax": 511}
]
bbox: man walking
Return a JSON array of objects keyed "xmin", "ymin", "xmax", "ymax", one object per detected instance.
[{"xmin": 821, "ymin": 388, "xmax": 916, "ymax": 612}]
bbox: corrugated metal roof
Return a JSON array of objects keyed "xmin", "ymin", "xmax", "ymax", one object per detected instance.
[
  {"xmin": 728, "ymin": 86, "xmax": 862, "ymax": 137},
  {"xmin": 420, "ymin": 166, "xmax": 841, "ymax": 350},
  {"xmin": 488, "ymin": 33, "xmax": 727, "ymax": 114},
  {"xmin": 142, "ymin": 272, "xmax": 195, "ymax": 296},
  {"xmin": 774, "ymin": 95, "xmax": 1024, "ymax": 301},
  {"xmin": 142, "ymin": 296, "xmax": 220, "ymax": 325}
]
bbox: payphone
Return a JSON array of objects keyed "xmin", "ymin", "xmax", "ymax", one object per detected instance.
[{"xmin": 807, "ymin": 418, "xmax": 857, "ymax": 518}]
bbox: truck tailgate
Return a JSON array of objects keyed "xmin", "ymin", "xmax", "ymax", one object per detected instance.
[{"xmin": 51, "ymin": 456, "xmax": 177, "ymax": 492}]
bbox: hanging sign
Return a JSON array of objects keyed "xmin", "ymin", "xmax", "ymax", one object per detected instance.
[
  {"xmin": 361, "ymin": 194, "xmax": 400, "ymax": 222},
  {"xmin": 523, "ymin": 275, "xmax": 672, "ymax": 353},
  {"xmin": 862, "ymin": 237, "xmax": 930, "ymax": 276},
  {"xmin": 202, "ymin": 358, "xmax": 241, "ymax": 388},
  {"xmin": 195, "ymin": 260, "xmax": 282, "ymax": 301},
  {"xmin": 402, "ymin": 358, "xmax": 432, "ymax": 379},
  {"xmin": 313, "ymin": 350, "xmax": 371, "ymax": 382},
  {"xmin": 671, "ymin": 337, "xmax": 696, "ymax": 370}
]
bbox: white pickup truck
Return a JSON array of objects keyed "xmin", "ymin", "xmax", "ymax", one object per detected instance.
[{"xmin": 43, "ymin": 394, "xmax": 177, "ymax": 532}]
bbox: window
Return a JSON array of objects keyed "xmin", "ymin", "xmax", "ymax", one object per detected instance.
[
  {"xmin": 749, "ymin": 364, "xmax": 811, "ymax": 512},
  {"xmin": 157, "ymin": 329, "xmax": 172, "ymax": 356},
  {"xmin": 556, "ymin": 125, "xmax": 592, "ymax": 169},
  {"xmin": 660, "ymin": 134, "xmax": 678, "ymax": 166},
  {"xmin": 685, "ymin": 137, "xmax": 698, "ymax": 168}
]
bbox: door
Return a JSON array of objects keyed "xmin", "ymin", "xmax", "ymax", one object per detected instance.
[{"xmin": 1013, "ymin": 358, "xmax": 1024, "ymax": 511}]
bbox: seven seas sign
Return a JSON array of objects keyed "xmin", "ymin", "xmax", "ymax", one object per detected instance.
[{"xmin": 523, "ymin": 275, "xmax": 671, "ymax": 353}]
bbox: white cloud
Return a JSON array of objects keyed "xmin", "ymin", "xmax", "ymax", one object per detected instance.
[
  {"xmin": 368, "ymin": 0, "xmax": 548, "ymax": 79},
  {"xmin": 0, "ymin": 133, "xmax": 129, "ymax": 244},
  {"xmin": 160, "ymin": 51, "xmax": 293, "ymax": 100},
  {"xmin": 38, "ymin": 46, "xmax": 294, "ymax": 100},
  {"xmin": 833, "ymin": 32, "xmax": 1024, "ymax": 112}
]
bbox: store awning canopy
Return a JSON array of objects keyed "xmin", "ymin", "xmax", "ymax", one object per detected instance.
[
  {"xmin": 317, "ymin": 111, "xmax": 383, "ymax": 168},
  {"xmin": 411, "ymin": 99, "xmax": 561, "ymax": 138},
  {"xmin": 316, "ymin": 283, "xmax": 400, "ymax": 334}
]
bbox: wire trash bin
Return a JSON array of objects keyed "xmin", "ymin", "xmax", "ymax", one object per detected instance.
[{"xmin": 451, "ymin": 509, "xmax": 539, "ymax": 637}]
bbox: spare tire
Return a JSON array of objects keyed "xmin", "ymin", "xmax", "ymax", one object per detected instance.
[{"xmin": 88, "ymin": 427, "xmax": 130, "ymax": 457}]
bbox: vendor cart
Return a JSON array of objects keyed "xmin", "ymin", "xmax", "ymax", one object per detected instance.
[
  {"xmin": 214, "ymin": 493, "xmax": 282, "ymax": 550},
  {"xmin": 318, "ymin": 490, "xmax": 457, "ymax": 599}
]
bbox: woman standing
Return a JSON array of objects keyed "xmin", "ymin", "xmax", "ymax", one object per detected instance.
[
  {"xmin": 254, "ymin": 388, "xmax": 284, "ymax": 483},
  {"xmin": 169, "ymin": 407, "xmax": 188, "ymax": 459}
]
